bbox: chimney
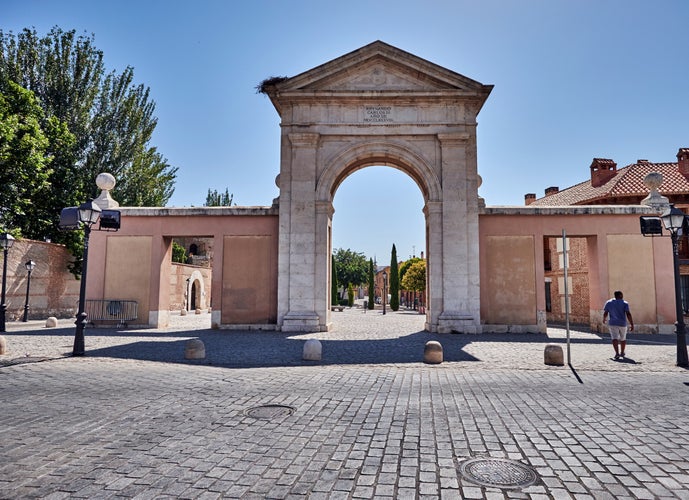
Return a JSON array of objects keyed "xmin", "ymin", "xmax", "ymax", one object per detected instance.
[
  {"xmin": 590, "ymin": 158, "xmax": 617, "ymax": 188},
  {"xmin": 678, "ymin": 148, "xmax": 689, "ymax": 177},
  {"xmin": 525, "ymin": 193, "xmax": 536, "ymax": 205},
  {"xmin": 545, "ymin": 186, "xmax": 559, "ymax": 196}
]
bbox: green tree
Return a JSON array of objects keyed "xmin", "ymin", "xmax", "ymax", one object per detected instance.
[
  {"xmin": 205, "ymin": 188, "xmax": 234, "ymax": 206},
  {"xmin": 347, "ymin": 283, "xmax": 354, "ymax": 308},
  {"xmin": 331, "ymin": 255, "xmax": 338, "ymax": 306},
  {"xmin": 401, "ymin": 260, "xmax": 426, "ymax": 301},
  {"xmin": 332, "ymin": 248, "xmax": 368, "ymax": 288},
  {"xmin": 0, "ymin": 77, "xmax": 68, "ymax": 234},
  {"xmin": 367, "ymin": 258, "xmax": 375, "ymax": 310},
  {"xmin": 399, "ymin": 257, "xmax": 422, "ymax": 284},
  {"xmin": 0, "ymin": 27, "xmax": 178, "ymax": 272},
  {"xmin": 172, "ymin": 241, "xmax": 188, "ymax": 264},
  {"xmin": 389, "ymin": 244, "xmax": 400, "ymax": 311}
]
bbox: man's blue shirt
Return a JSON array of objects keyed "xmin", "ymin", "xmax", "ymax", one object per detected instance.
[{"xmin": 604, "ymin": 298, "xmax": 629, "ymax": 326}]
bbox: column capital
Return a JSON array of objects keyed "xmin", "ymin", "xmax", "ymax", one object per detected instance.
[
  {"xmin": 288, "ymin": 133, "xmax": 320, "ymax": 147},
  {"xmin": 423, "ymin": 201, "xmax": 443, "ymax": 217},
  {"xmin": 316, "ymin": 200, "xmax": 335, "ymax": 218},
  {"xmin": 437, "ymin": 133, "xmax": 471, "ymax": 146}
]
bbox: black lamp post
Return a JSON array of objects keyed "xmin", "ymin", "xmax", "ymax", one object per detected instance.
[
  {"xmin": 660, "ymin": 205, "xmax": 689, "ymax": 367},
  {"xmin": 22, "ymin": 260, "xmax": 36, "ymax": 322},
  {"xmin": 186, "ymin": 277, "xmax": 190, "ymax": 311},
  {"xmin": 1, "ymin": 233, "xmax": 15, "ymax": 332},
  {"xmin": 382, "ymin": 270, "xmax": 387, "ymax": 315},
  {"xmin": 72, "ymin": 200, "xmax": 102, "ymax": 356}
]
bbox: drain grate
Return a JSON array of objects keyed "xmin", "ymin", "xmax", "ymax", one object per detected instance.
[
  {"xmin": 458, "ymin": 458, "xmax": 539, "ymax": 489},
  {"xmin": 245, "ymin": 404, "xmax": 295, "ymax": 420}
]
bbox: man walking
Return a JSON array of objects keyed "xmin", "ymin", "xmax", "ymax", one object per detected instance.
[{"xmin": 603, "ymin": 290, "xmax": 634, "ymax": 359}]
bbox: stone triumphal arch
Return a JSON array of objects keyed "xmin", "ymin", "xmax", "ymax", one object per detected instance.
[{"xmin": 264, "ymin": 41, "xmax": 493, "ymax": 333}]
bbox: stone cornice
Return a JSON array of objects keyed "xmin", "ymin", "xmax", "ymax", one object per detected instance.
[{"xmin": 119, "ymin": 207, "xmax": 278, "ymax": 216}]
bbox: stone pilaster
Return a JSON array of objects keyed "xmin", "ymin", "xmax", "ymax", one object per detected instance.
[
  {"xmin": 278, "ymin": 133, "xmax": 322, "ymax": 332},
  {"xmin": 424, "ymin": 201, "xmax": 443, "ymax": 332},
  {"xmin": 436, "ymin": 133, "xmax": 481, "ymax": 333}
]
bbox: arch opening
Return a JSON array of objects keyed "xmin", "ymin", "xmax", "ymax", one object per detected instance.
[{"xmin": 330, "ymin": 164, "xmax": 427, "ymax": 318}]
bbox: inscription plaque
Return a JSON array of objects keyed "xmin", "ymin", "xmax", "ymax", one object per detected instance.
[{"xmin": 364, "ymin": 106, "xmax": 394, "ymax": 123}]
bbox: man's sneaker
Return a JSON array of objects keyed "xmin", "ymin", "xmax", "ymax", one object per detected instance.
[
  {"xmin": 614, "ymin": 354, "xmax": 620, "ymax": 359},
  {"xmin": 620, "ymin": 353, "xmax": 625, "ymax": 358}
]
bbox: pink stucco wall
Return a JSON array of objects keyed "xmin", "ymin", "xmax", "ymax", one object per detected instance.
[
  {"xmin": 479, "ymin": 206, "xmax": 676, "ymax": 333},
  {"xmin": 84, "ymin": 204, "xmax": 677, "ymax": 333},
  {"xmin": 86, "ymin": 207, "xmax": 279, "ymax": 328}
]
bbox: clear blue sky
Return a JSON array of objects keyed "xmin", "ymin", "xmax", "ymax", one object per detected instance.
[{"xmin": 4, "ymin": 0, "xmax": 689, "ymax": 262}]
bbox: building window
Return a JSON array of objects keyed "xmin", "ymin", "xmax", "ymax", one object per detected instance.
[
  {"xmin": 543, "ymin": 237, "xmax": 552, "ymax": 271},
  {"xmin": 545, "ymin": 281, "xmax": 552, "ymax": 312}
]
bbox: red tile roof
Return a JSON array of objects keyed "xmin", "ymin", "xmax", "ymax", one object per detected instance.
[{"xmin": 530, "ymin": 160, "xmax": 689, "ymax": 206}]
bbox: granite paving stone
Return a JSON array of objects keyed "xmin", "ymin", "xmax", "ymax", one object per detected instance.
[{"xmin": 1, "ymin": 309, "xmax": 688, "ymax": 498}]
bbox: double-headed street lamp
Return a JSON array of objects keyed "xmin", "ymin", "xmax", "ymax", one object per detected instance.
[
  {"xmin": 22, "ymin": 260, "xmax": 36, "ymax": 322},
  {"xmin": 72, "ymin": 200, "xmax": 102, "ymax": 356},
  {"xmin": 59, "ymin": 197, "xmax": 120, "ymax": 356},
  {"xmin": 1, "ymin": 233, "xmax": 16, "ymax": 332},
  {"xmin": 660, "ymin": 205, "xmax": 689, "ymax": 367}
]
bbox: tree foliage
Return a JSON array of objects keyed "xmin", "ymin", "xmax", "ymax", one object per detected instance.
[
  {"xmin": 401, "ymin": 260, "xmax": 426, "ymax": 293},
  {"xmin": 0, "ymin": 27, "xmax": 178, "ymax": 273},
  {"xmin": 389, "ymin": 244, "xmax": 400, "ymax": 311},
  {"xmin": 205, "ymin": 188, "xmax": 234, "ymax": 207},
  {"xmin": 399, "ymin": 257, "xmax": 422, "ymax": 286},
  {"xmin": 367, "ymin": 258, "xmax": 375, "ymax": 309},
  {"xmin": 172, "ymin": 241, "xmax": 189, "ymax": 264},
  {"xmin": 332, "ymin": 248, "xmax": 368, "ymax": 288},
  {"xmin": 347, "ymin": 283, "xmax": 354, "ymax": 308},
  {"xmin": 0, "ymin": 77, "xmax": 71, "ymax": 235}
]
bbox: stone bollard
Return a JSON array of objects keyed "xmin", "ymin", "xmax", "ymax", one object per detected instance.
[
  {"xmin": 45, "ymin": 317, "xmax": 58, "ymax": 328},
  {"xmin": 303, "ymin": 339, "xmax": 322, "ymax": 361},
  {"xmin": 195, "ymin": 308, "xmax": 201, "ymax": 315},
  {"xmin": 544, "ymin": 344, "xmax": 564, "ymax": 366},
  {"xmin": 180, "ymin": 309, "xmax": 187, "ymax": 316},
  {"xmin": 184, "ymin": 338, "xmax": 206, "ymax": 360},
  {"xmin": 424, "ymin": 341, "xmax": 443, "ymax": 364},
  {"xmin": 0, "ymin": 336, "xmax": 6, "ymax": 355}
]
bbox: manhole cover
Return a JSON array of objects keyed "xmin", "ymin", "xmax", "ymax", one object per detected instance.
[
  {"xmin": 458, "ymin": 458, "xmax": 538, "ymax": 489},
  {"xmin": 245, "ymin": 404, "xmax": 295, "ymax": 420}
]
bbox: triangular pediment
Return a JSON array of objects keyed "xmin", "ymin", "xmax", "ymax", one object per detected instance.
[
  {"xmin": 300, "ymin": 56, "xmax": 456, "ymax": 92},
  {"xmin": 269, "ymin": 40, "xmax": 492, "ymax": 95}
]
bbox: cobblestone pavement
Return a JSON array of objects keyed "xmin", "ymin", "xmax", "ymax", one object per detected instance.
[{"xmin": 1, "ymin": 308, "xmax": 688, "ymax": 499}]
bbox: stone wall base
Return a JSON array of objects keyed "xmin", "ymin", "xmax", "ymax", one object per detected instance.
[
  {"xmin": 280, "ymin": 311, "xmax": 323, "ymax": 332},
  {"xmin": 436, "ymin": 312, "xmax": 480, "ymax": 334}
]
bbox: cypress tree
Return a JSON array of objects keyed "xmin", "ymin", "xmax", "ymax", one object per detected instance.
[
  {"xmin": 390, "ymin": 244, "xmax": 400, "ymax": 311},
  {"xmin": 368, "ymin": 258, "xmax": 375, "ymax": 309}
]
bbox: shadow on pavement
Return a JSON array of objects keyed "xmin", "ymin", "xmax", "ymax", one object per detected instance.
[{"xmin": 77, "ymin": 329, "xmax": 651, "ymax": 368}]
